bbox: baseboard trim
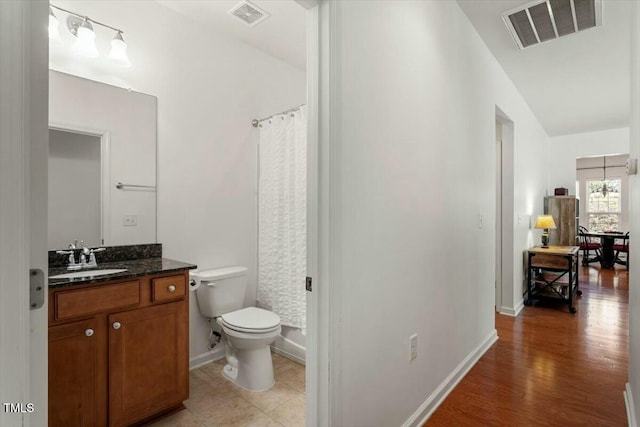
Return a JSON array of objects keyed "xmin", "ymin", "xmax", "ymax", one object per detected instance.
[
  {"xmin": 626, "ymin": 383, "xmax": 638, "ymax": 427},
  {"xmin": 402, "ymin": 329, "xmax": 499, "ymax": 427},
  {"xmin": 498, "ymin": 300, "xmax": 524, "ymax": 317},
  {"xmin": 189, "ymin": 347, "xmax": 225, "ymax": 370},
  {"xmin": 272, "ymin": 335, "xmax": 306, "ymax": 365}
]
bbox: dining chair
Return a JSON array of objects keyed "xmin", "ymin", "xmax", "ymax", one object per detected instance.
[
  {"xmin": 578, "ymin": 225, "xmax": 602, "ymax": 266},
  {"xmin": 613, "ymin": 232, "xmax": 629, "ymax": 270}
]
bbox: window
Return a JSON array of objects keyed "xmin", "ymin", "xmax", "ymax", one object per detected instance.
[{"xmin": 587, "ymin": 178, "xmax": 621, "ymax": 232}]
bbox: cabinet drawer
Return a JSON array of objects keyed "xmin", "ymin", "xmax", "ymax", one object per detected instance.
[
  {"xmin": 530, "ymin": 253, "xmax": 573, "ymax": 269},
  {"xmin": 55, "ymin": 281, "xmax": 141, "ymax": 321},
  {"xmin": 152, "ymin": 274, "xmax": 186, "ymax": 302}
]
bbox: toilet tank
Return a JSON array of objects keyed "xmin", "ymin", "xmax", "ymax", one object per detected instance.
[{"xmin": 193, "ymin": 266, "xmax": 248, "ymax": 318}]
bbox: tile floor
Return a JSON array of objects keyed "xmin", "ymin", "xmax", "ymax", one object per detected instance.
[{"xmin": 146, "ymin": 353, "xmax": 305, "ymax": 427}]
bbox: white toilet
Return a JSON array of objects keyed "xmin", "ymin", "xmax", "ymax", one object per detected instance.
[{"xmin": 190, "ymin": 266, "xmax": 281, "ymax": 392}]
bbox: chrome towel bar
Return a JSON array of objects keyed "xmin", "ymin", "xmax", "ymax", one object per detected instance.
[{"xmin": 115, "ymin": 182, "xmax": 156, "ymax": 191}]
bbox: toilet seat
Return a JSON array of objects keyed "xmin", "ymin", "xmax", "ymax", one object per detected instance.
[{"xmin": 221, "ymin": 307, "xmax": 280, "ymax": 334}]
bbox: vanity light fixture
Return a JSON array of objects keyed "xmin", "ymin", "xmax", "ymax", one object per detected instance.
[
  {"xmin": 48, "ymin": 7, "xmax": 61, "ymax": 41},
  {"xmin": 70, "ymin": 16, "xmax": 99, "ymax": 58},
  {"xmin": 50, "ymin": 3, "xmax": 131, "ymax": 67},
  {"xmin": 109, "ymin": 31, "xmax": 131, "ymax": 67}
]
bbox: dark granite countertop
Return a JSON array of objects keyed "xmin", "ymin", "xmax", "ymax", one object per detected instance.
[{"xmin": 48, "ymin": 257, "xmax": 197, "ymax": 289}]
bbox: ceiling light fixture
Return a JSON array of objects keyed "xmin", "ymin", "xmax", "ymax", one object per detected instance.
[{"xmin": 50, "ymin": 3, "xmax": 131, "ymax": 67}]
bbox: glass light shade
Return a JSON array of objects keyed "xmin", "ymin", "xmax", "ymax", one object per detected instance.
[
  {"xmin": 48, "ymin": 8, "xmax": 61, "ymax": 41},
  {"xmin": 534, "ymin": 215, "xmax": 557, "ymax": 230},
  {"xmin": 109, "ymin": 32, "xmax": 131, "ymax": 67},
  {"xmin": 72, "ymin": 21, "xmax": 98, "ymax": 58}
]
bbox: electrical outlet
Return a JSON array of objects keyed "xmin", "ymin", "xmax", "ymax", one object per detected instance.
[
  {"xmin": 410, "ymin": 334, "xmax": 418, "ymax": 361},
  {"xmin": 123, "ymin": 214, "xmax": 137, "ymax": 226}
]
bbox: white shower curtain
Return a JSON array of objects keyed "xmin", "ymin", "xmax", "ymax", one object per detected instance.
[{"xmin": 257, "ymin": 106, "xmax": 307, "ymax": 332}]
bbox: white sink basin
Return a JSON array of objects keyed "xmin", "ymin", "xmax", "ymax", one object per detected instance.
[{"xmin": 49, "ymin": 269, "xmax": 128, "ymax": 280}]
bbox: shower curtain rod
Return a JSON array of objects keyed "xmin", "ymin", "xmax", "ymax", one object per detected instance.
[{"xmin": 251, "ymin": 104, "xmax": 305, "ymax": 127}]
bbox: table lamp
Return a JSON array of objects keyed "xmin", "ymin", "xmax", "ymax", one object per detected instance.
[{"xmin": 534, "ymin": 215, "xmax": 557, "ymax": 248}]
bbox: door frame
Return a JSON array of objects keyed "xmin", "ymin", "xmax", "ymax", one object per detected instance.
[
  {"xmin": 495, "ymin": 120, "xmax": 503, "ymax": 311},
  {"xmin": 495, "ymin": 107, "xmax": 517, "ymax": 316},
  {"xmin": 0, "ymin": 1, "xmax": 48, "ymax": 426},
  {"xmin": 48, "ymin": 123, "xmax": 112, "ymax": 246},
  {"xmin": 296, "ymin": 0, "xmax": 324, "ymax": 425}
]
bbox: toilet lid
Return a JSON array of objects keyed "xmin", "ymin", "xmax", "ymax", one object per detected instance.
[{"xmin": 221, "ymin": 307, "xmax": 281, "ymax": 331}]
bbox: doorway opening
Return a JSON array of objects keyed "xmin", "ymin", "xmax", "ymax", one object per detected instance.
[{"xmin": 495, "ymin": 107, "xmax": 516, "ymax": 315}]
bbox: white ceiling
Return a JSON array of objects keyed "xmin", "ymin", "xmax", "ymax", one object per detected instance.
[
  {"xmin": 156, "ymin": 0, "xmax": 307, "ymax": 70},
  {"xmin": 456, "ymin": 0, "xmax": 631, "ymax": 137},
  {"xmin": 156, "ymin": 0, "xmax": 631, "ymax": 137}
]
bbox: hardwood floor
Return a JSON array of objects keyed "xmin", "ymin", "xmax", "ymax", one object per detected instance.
[{"xmin": 426, "ymin": 265, "xmax": 629, "ymax": 426}]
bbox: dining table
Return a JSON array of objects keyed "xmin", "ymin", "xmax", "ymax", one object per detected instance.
[{"xmin": 583, "ymin": 231, "xmax": 628, "ymax": 269}]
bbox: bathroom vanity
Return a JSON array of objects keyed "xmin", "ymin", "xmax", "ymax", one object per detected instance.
[{"xmin": 47, "ymin": 244, "xmax": 196, "ymax": 427}]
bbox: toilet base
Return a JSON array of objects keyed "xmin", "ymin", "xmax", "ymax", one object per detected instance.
[
  {"xmin": 222, "ymin": 364, "xmax": 238, "ymax": 381},
  {"xmin": 221, "ymin": 345, "xmax": 276, "ymax": 392}
]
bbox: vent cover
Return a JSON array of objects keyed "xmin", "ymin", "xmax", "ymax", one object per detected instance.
[
  {"xmin": 502, "ymin": 0, "xmax": 602, "ymax": 49},
  {"xmin": 228, "ymin": 1, "xmax": 270, "ymax": 27}
]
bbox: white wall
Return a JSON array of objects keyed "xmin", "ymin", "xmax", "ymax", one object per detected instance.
[
  {"xmin": 548, "ymin": 127, "xmax": 630, "ymax": 193},
  {"xmin": 548, "ymin": 128, "xmax": 630, "ymax": 234},
  {"xmin": 48, "ymin": 130, "xmax": 101, "ymax": 249},
  {"xmin": 323, "ymin": 1, "xmax": 549, "ymax": 425},
  {"xmin": 49, "ymin": 1, "xmax": 306, "ymax": 362}
]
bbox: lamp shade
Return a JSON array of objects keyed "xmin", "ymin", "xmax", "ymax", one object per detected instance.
[
  {"xmin": 534, "ymin": 215, "xmax": 557, "ymax": 230},
  {"xmin": 72, "ymin": 19, "xmax": 98, "ymax": 58},
  {"xmin": 109, "ymin": 31, "xmax": 131, "ymax": 67}
]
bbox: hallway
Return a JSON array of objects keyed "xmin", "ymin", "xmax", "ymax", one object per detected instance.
[{"xmin": 427, "ymin": 265, "xmax": 629, "ymax": 426}]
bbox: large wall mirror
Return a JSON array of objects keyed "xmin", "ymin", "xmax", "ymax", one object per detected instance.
[{"xmin": 49, "ymin": 71, "xmax": 157, "ymax": 250}]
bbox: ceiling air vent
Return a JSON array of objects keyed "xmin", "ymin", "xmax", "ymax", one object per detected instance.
[
  {"xmin": 228, "ymin": 1, "xmax": 270, "ymax": 27},
  {"xmin": 502, "ymin": 0, "xmax": 602, "ymax": 49}
]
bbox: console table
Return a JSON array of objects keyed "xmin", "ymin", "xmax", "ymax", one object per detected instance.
[{"xmin": 525, "ymin": 246, "xmax": 581, "ymax": 313}]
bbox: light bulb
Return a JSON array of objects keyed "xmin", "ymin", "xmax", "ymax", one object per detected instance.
[
  {"xmin": 72, "ymin": 19, "xmax": 98, "ymax": 58},
  {"xmin": 48, "ymin": 7, "xmax": 61, "ymax": 41},
  {"xmin": 109, "ymin": 31, "xmax": 131, "ymax": 67}
]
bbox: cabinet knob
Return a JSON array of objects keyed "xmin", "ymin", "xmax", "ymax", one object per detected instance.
[
  {"xmin": 112, "ymin": 321, "xmax": 121, "ymax": 330},
  {"xmin": 167, "ymin": 285, "xmax": 176, "ymax": 293},
  {"xmin": 85, "ymin": 328, "xmax": 94, "ymax": 337}
]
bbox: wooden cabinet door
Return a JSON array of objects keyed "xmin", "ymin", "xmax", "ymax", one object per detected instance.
[
  {"xmin": 49, "ymin": 319, "xmax": 99, "ymax": 427},
  {"xmin": 108, "ymin": 301, "xmax": 188, "ymax": 427}
]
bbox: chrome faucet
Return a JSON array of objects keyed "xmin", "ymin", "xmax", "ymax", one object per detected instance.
[
  {"xmin": 79, "ymin": 241, "xmax": 88, "ymax": 265},
  {"xmin": 56, "ymin": 249, "xmax": 80, "ymax": 270},
  {"xmin": 82, "ymin": 246, "xmax": 105, "ymax": 268},
  {"xmin": 57, "ymin": 242, "xmax": 106, "ymax": 270}
]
